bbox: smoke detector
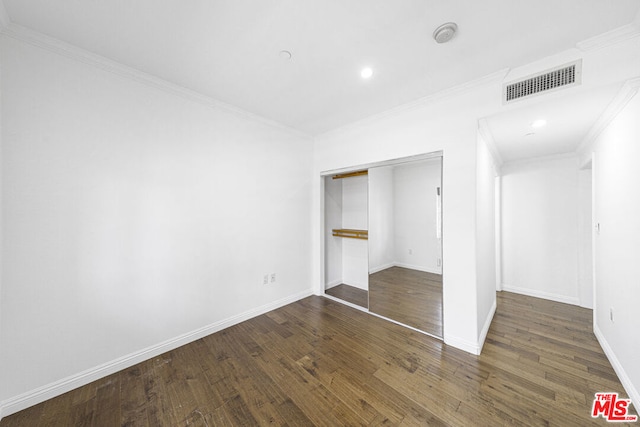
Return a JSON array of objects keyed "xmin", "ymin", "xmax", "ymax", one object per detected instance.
[{"xmin": 433, "ymin": 22, "xmax": 458, "ymax": 43}]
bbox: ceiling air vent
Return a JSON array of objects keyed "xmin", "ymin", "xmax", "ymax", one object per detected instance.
[{"xmin": 503, "ymin": 60, "xmax": 582, "ymax": 104}]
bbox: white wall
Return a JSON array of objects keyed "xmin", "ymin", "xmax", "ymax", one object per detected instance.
[
  {"xmin": 577, "ymin": 166, "xmax": 593, "ymax": 309},
  {"xmin": 500, "ymin": 155, "xmax": 580, "ymax": 305},
  {"xmin": 0, "ymin": 35, "xmax": 313, "ymax": 410},
  {"xmin": 368, "ymin": 159, "xmax": 442, "ymax": 275},
  {"xmin": 475, "ymin": 135, "xmax": 497, "ymax": 341},
  {"xmin": 590, "ymin": 87, "xmax": 640, "ymax": 408},
  {"xmin": 368, "ymin": 166, "xmax": 394, "ymax": 273},
  {"xmin": 313, "ymin": 82, "xmax": 500, "ymax": 354},
  {"xmin": 393, "ymin": 159, "xmax": 442, "ymax": 274},
  {"xmin": 341, "ymin": 175, "xmax": 368, "ymax": 289},
  {"xmin": 0, "ymin": 34, "xmax": 3, "ymax": 411}
]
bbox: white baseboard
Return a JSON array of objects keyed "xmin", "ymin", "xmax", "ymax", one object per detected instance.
[
  {"xmin": 443, "ymin": 334, "xmax": 482, "ymax": 355},
  {"xmin": 393, "ymin": 262, "xmax": 441, "ymax": 275},
  {"xmin": 593, "ymin": 323, "xmax": 640, "ymax": 412},
  {"xmin": 501, "ymin": 284, "xmax": 580, "ymax": 306},
  {"xmin": 478, "ymin": 298, "xmax": 497, "ymax": 354},
  {"xmin": 0, "ymin": 289, "xmax": 313, "ymax": 419},
  {"xmin": 444, "ymin": 298, "xmax": 496, "ymax": 356},
  {"xmin": 325, "ymin": 279, "xmax": 342, "ymax": 289},
  {"xmin": 342, "ymin": 281, "xmax": 368, "ymax": 291},
  {"xmin": 372, "ymin": 262, "xmax": 442, "ymax": 275},
  {"xmin": 368, "ymin": 262, "xmax": 395, "ymax": 274}
]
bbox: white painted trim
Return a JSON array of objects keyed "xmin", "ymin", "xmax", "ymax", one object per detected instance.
[
  {"xmin": 324, "ymin": 279, "xmax": 342, "ymax": 289},
  {"xmin": 322, "ymin": 293, "xmax": 369, "ymax": 313},
  {"xmin": 318, "ymin": 69, "xmax": 509, "ymax": 139},
  {"xmin": 477, "ymin": 119, "xmax": 504, "ymax": 170},
  {"xmin": 501, "ymin": 284, "xmax": 581, "ymax": 306},
  {"xmin": 477, "ymin": 298, "xmax": 497, "ymax": 354},
  {"xmin": 577, "ymin": 77, "xmax": 640, "ymax": 155},
  {"xmin": 369, "ymin": 262, "xmax": 442, "ymax": 275},
  {"xmin": 593, "ymin": 323, "xmax": 640, "ymax": 412},
  {"xmin": 368, "ymin": 262, "xmax": 396, "ymax": 275},
  {"xmin": 501, "ymin": 151, "xmax": 578, "ymax": 170},
  {"xmin": 0, "ymin": 23, "xmax": 310, "ymax": 140},
  {"xmin": 320, "ymin": 151, "xmax": 443, "ymax": 177},
  {"xmin": 577, "ymin": 23, "xmax": 640, "ymax": 52},
  {"xmin": 444, "ymin": 334, "xmax": 482, "ymax": 356},
  {"xmin": 494, "ymin": 176, "xmax": 503, "ymax": 292},
  {"xmin": 392, "ymin": 262, "xmax": 441, "ymax": 275},
  {"xmin": 323, "ymin": 294, "xmax": 444, "ymax": 342},
  {"xmin": 366, "ymin": 310, "xmax": 442, "ymax": 341},
  {"xmin": 0, "ymin": 289, "xmax": 313, "ymax": 418}
]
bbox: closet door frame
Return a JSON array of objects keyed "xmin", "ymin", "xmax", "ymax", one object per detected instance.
[{"xmin": 320, "ymin": 151, "xmax": 443, "ymax": 317}]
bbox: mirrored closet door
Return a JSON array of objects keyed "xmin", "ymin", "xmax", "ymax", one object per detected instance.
[
  {"xmin": 323, "ymin": 154, "xmax": 443, "ymax": 338},
  {"xmin": 368, "ymin": 157, "xmax": 443, "ymax": 337}
]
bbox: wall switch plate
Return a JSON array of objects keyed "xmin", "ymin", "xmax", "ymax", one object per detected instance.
[
  {"xmin": 263, "ymin": 274, "xmax": 269, "ymax": 285},
  {"xmin": 270, "ymin": 273, "xmax": 276, "ymax": 284}
]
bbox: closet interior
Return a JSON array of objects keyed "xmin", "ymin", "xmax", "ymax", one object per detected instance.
[{"xmin": 323, "ymin": 154, "xmax": 444, "ymax": 338}]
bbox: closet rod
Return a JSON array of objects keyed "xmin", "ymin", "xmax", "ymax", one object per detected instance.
[
  {"xmin": 332, "ymin": 170, "xmax": 368, "ymax": 179},
  {"xmin": 332, "ymin": 229, "xmax": 368, "ymax": 240}
]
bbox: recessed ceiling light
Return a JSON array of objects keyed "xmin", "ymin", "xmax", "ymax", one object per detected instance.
[
  {"xmin": 361, "ymin": 67, "xmax": 374, "ymax": 79},
  {"xmin": 531, "ymin": 119, "xmax": 547, "ymax": 128}
]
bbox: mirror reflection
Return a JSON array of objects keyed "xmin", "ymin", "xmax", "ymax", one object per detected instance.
[
  {"xmin": 324, "ymin": 155, "xmax": 443, "ymax": 338},
  {"xmin": 368, "ymin": 158, "xmax": 443, "ymax": 337}
]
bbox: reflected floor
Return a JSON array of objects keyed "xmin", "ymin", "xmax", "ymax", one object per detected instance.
[
  {"xmin": 325, "ymin": 284, "xmax": 368, "ymax": 308},
  {"xmin": 325, "ymin": 267, "xmax": 443, "ymax": 337},
  {"xmin": 369, "ymin": 266, "xmax": 442, "ymax": 337}
]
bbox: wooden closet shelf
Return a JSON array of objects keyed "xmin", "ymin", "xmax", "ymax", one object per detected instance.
[
  {"xmin": 332, "ymin": 229, "xmax": 368, "ymax": 240},
  {"xmin": 332, "ymin": 170, "xmax": 368, "ymax": 179}
]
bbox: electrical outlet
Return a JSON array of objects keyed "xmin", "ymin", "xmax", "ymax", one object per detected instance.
[
  {"xmin": 610, "ymin": 307, "xmax": 614, "ymax": 322},
  {"xmin": 437, "ymin": 258, "xmax": 442, "ymax": 267},
  {"xmin": 263, "ymin": 274, "xmax": 269, "ymax": 285},
  {"xmin": 270, "ymin": 273, "xmax": 277, "ymax": 284},
  {"xmin": 408, "ymin": 249, "xmax": 413, "ymax": 255}
]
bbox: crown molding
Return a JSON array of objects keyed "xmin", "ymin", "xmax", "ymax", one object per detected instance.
[
  {"xmin": 318, "ymin": 68, "xmax": 510, "ymax": 139},
  {"xmin": 500, "ymin": 151, "xmax": 579, "ymax": 171},
  {"xmin": 576, "ymin": 76, "xmax": 640, "ymax": 155},
  {"xmin": 577, "ymin": 22, "xmax": 640, "ymax": 52},
  {"xmin": 477, "ymin": 118, "xmax": 504, "ymax": 172},
  {"xmin": 0, "ymin": 0, "xmax": 10, "ymax": 30},
  {"xmin": 0, "ymin": 22, "xmax": 311, "ymax": 140}
]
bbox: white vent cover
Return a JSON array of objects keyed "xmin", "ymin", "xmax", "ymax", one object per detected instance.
[{"xmin": 503, "ymin": 60, "xmax": 582, "ymax": 104}]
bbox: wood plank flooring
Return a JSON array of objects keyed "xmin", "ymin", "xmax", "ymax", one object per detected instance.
[
  {"xmin": 325, "ymin": 283, "xmax": 368, "ymax": 308},
  {"xmin": 1, "ymin": 292, "xmax": 636, "ymax": 426},
  {"xmin": 369, "ymin": 267, "xmax": 443, "ymax": 337}
]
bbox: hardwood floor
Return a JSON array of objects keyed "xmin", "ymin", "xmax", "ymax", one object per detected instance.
[
  {"xmin": 369, "ymin": 266, "xmax": 443, "ymax": 337},
  {"xmin": 1, "ymin": 292, "xmax": 635, "ymax": 426},
  {"xmin": 325, "ymin": 283, "xmax": 368, "ymax": 308}
]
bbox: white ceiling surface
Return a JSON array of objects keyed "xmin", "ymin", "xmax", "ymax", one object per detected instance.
[
  {"xmin": 2, "ymin": 1, "xmax": 640, "ymax": 161},
  {"xmin": 484, "ymin": 84, "xmax": 624, "ymax": 164}
]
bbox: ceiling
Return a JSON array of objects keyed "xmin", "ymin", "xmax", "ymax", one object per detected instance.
[
  {"xmin": 483, "ymin": 83, "xmax": 625, "ymax": 164},
  {"xmin": 2, "ymin": 1, "xmax": 640, "ymax": 161}
]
